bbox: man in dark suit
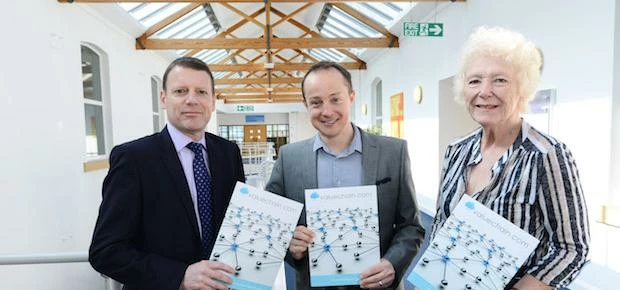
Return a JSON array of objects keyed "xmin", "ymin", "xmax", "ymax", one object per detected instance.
[
  {"xmin": 89, "ymin": 57, "xmax": 245, "ymax": 290},
  {"xmin": 266, "ymin": 61, "xmax": 425, "ymax": 289}
]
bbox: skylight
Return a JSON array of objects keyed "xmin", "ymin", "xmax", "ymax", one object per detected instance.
[
  {"xmin": 118, "ymin": 2, "xmax": 225, "ymax": 60},
  {"xmin": 316, "ymin": 2, "xmax": 415, "ymax": 60}
]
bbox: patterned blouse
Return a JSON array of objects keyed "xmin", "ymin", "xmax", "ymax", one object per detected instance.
[{"xmin": 430, "ymin": 121, "xmax": 590, "ymax": 287}]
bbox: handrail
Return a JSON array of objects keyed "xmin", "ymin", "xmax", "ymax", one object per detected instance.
[
  {"xmin": 0, "ymin": 251, "xmax": 88, "ymax": 265},
  {"xmin": 0, "ymin": 251, "xmax": 122, "ymax": 290}
]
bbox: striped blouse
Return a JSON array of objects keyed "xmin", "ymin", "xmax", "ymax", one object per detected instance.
[{"xmin": 430, "ymin": 121, "xmax": 590, "ymax": 287}]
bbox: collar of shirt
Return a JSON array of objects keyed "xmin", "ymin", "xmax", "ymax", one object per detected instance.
[
  {"xmin": 166, "ymin": 123, "xmax": 207, "ymax": 153},
  {"xmin": 466, "ymin": 119, "xmax": 530, "ymax": 172},
  {"xmin": 312, "ymin": 123, "xmax": 362, "ymax": 157}
]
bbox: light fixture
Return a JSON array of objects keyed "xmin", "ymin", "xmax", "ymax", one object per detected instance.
[
  {"xmin": 413, "ymin": 85, "xmax": 423, "ymax": 104},
  {"xmin": 362, "ymin": 103, "xmax": 368, "ymax": 115},
  {"xmin": 264, "ymin": 63, "xmax": 275, "ymax": 69}
]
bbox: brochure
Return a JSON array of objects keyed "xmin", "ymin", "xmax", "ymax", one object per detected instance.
[
  {"xmin": 304, "ymin": 185, "xmax": 380, "ymax": 287},
  {"xmin": 210, "ymin": 182, "xmax": 303, "ymax": 290},
  {"xmin": 408, "ymin": 195, "xmax": 540, "ymax": 290}
]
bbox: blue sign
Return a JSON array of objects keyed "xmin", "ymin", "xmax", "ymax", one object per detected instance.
[{"xmin": 245, "ymin": 115, "xmax": 265, "ymax": 123}]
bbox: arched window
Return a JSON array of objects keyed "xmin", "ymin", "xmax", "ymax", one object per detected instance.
[
  {"xmin": 81, "ymin": 44, "xmax": 112, "ymax": 157},
  {"xmin": 151, "ymin": 76, "xmax": 163, "ymax": 132},
  {"xmin": 372, "ymin": 79, "xmax": 383, "ymax": 127}
]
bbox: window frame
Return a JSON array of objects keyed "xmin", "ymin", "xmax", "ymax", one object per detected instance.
[
  {"xmin": 151, "ymin": 76, "xmax": 164, "ymax": 132},
  {"xmin": 81, "ymin": 43, "xmax": 113, "ymax": 162}
]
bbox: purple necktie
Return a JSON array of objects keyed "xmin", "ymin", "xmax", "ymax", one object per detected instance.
[{"xmin": 187, "ymin": 142, "xmax": 214, "ymax": 259}]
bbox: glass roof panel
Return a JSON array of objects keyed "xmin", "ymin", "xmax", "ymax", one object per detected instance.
[
  {"xmin": 322, "ymin": 23, "xmax": 352, "ymax": 39},
  {"xmin": 124, "ymin": 3, "xmax": 167, "ymax": 23},
  {"xmin": 118, "ymin": 3, "xmax": 143, "ymax": 12},
  {"xmin": 153, "ymin": 6, "xmax": 208, "ymax": 39},
  {"xmin": 329, "ymin": 7, "xmax": 380, "ymax": 37},
  {"xmin": 172, "ymin": 18, "xmax": 210, "ymax": 38},
  {"xmin": 317, "ymin": 2, "xmax": 415, "ymax": 58},
  {"xmin": 140, "ymin": 3, "xmax": 186, "ymax": 28},
  {"xmin": 118, "ymin": 2, "xmax": 229, "ymax": 66},
  {"xmin": 346, "ymin": 2, "xmax": 413, "ymax": 28}
]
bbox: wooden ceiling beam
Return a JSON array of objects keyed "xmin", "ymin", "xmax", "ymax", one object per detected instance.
[
  {"xmin": 219, "ymin": 93, "xmax": 302, "ymax": 99},
  {"xmin": 216, "ymin": 87, "xmax": 300, "ymax": 94},
  {"xmin": 269, "ymin": 7, "xmax": 368, "ymax": 64},
  {"xmin": 272, "ymin": 2, "xmax": 313, "ymax": 28},
  {"xmin": 265, "ymin": 1, "xmax": 272, "ymax": 64},
  {"xmin": 219, "ymin": 53, "xmax": 264, "ymax": 79},
  {"xmin": 138, "ymin": 37, "xmax": 396, "ymax": 49},
  {"xmin": 184, "ymin": 7, "xmax": 265, "ymax": 56},
  {"xmin": 219, "ymin": 2, "xmax": 265, "ymax": 29},
  {"xmin": 216, "ymin": 77, "xmax": 302, "ymax": 85},
  {"xmin": 210, "ymin": 62, "xmax": 364, "ymax": 72},
  {"xmin": 216, "ymin": 49, "xmax": 246, "ymax": 64}
]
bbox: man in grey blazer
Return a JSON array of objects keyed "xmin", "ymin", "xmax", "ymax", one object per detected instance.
[{"xmin": 266, "ymin": 61, "xmax": 425, "ymax": 290}]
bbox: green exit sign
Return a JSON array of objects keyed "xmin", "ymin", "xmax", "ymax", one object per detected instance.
[
  {"xmin": 236, "ymin": 105, "xmax": 255, "ymax": 112},
  {"xmin": 404, "ymin": 22, "xmax": 443, "ymax": 37}
]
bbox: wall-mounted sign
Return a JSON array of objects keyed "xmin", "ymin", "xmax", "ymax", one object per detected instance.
[
  {"xmin": 245, "ymin": 115, "xmax": 265, "ymax": 123},
  {"xmin": 236, "ymin": 105, "xmax": 255, "ymax": 112},
  {"xmin": 404, "ymin": 22, "xmax": 443, "ymax": 37}
]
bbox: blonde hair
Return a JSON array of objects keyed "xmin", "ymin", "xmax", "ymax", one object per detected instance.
[{"xmin": 453, "ymin": 26, "xmax": 542, "ymax": 113}]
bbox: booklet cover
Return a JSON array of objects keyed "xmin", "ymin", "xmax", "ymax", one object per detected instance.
[
  {"xmin": 407, "ymin": 195, "xmax": 540, "ymax": 290},
  {"xmin": 210, "ymin": 182, "xmax": 303, "ymax": 290},
  {"xmin": 304, "ymin": 185, "xmax": 380, "ymax": 287}
]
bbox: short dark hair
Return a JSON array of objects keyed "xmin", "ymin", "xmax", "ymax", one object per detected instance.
[
  {"xmin": 162, "ymin": 57, "xmax": 215, "ymax": 93},
  {"xmin": 301, "ymin": 61, "xmax": 353, "ymax": 101}
]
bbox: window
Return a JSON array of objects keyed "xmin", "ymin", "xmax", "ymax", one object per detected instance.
[
  {"xmin": 151, "ymin": 76, "xmax": 163, "ymax": 132},
  {"xmin": 218, "ymin": 126, "xmax": 229, "ymax": 139},
  {"xmin": 266, "ymin": 124, "xmax": 289, "ymax": 138},
  {"xmin": 81, "ymin": 44, "xmax": 111, "ymax": 158},
  {"xmin": 266, "ymin": 125, "xmax": 289, "ymax": 158},
  {"xmin": 218, "ymin": 125, "xmax": 244, "ymax": 144},
  {"xmin": 373, "ymin": 79, "xmax": 383, "ymax": 127}
]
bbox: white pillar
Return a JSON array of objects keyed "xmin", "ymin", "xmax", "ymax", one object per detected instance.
[{"xmin": 609, "ymin": 2, "xmax": 620, "ymax": 207}]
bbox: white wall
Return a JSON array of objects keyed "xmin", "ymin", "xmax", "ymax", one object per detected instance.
[
  {"xmin": 437, "ymin": 76, "xmax": 478, "ymax": 176},
  {"xmin": 611, "ymin": 0, "xmax": 620, "ymax": 206},
  {"xmin": 288, "ymin": 111, "xmax": 316, "ymax": 143},
  {"xmin": 0, "ymin": 1, "xmax": 170, "ymax": 289}
]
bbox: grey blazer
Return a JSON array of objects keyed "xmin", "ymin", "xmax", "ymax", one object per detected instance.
[{"xmin": 266, "ymin": 128, "xmax": 425, "ymax": 290}]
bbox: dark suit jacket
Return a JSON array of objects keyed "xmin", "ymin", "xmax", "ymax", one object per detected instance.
[
  {"xmin": 89, "ymin": 127, "xmax": 245, "ymax": 290},
  {"xmin": 265, "ymin": 128, "xmax": 425, "ymax": 290}
]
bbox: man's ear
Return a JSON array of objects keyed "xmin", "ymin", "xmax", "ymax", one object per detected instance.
[{"xmin": 159, "ymin": 90, "xmax": 167, "ymax": 109}]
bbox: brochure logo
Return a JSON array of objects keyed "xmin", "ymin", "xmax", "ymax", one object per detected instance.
[
  {"xmin": 310, "ymin": 192, "xmax": 319, "ymax": 199},
  {"xmin": 465, "ymin": 201, "xmax": 475, "ymax": 210},
  {"xmin": 240, "ymin": 187, "xmax": 250, "ymax": 195}
]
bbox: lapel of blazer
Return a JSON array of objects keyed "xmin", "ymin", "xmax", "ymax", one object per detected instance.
[
  {"xmin": 158, "ymin": 127, "xmax": 201, "ymax": 240},
  {"xmin": 205, "ymin": 133, "xmax": 228, "ymax": 222},
  {"xmin": 361, "ymin": 128, "xmax": 379, "ymax": 185},
  {"xmin": 302, "ymin": 137, "xmax": 318, "ymax": 189}
]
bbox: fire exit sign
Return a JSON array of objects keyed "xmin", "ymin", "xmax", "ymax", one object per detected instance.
[{"xmin": 404, "ymin": 22, "xmax": 443, "ymax": 37}]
